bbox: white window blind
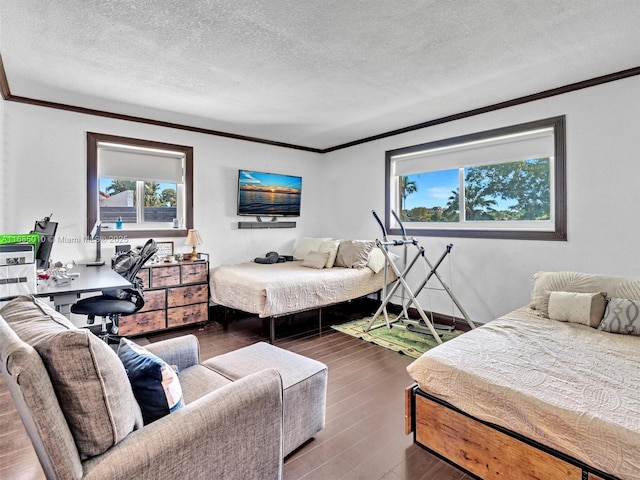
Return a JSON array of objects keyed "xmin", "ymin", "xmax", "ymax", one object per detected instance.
[
  {"xmin": 392, "ymin": 127, "xmax": 554, "ymax": 176},
  {"xmin": 98, "ymin": 142, "xmax": 184, "ymax": 183}
]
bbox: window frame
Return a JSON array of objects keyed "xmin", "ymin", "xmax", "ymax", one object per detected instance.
[
  {"xmin": 87, "ymin": 132, "xmax": 194, "ymax": 238},
  {"xmin": 385, "ymin": 115, "xmax": 566, "ymax": 241}
]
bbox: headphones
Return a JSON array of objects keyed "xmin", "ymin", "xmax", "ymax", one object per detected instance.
[{"xmin": 254, "ymin": 251, "xmax": 284, "ymax": 264}]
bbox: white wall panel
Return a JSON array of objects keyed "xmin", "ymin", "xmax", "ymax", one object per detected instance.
[
  {"xmin": 3, "ymin": 75, "xmax": 638, "ymax": 326},
  {"xmin": 321, "ymin": 75, "xmax": 640, "ymax": 324},
  {"xmin": 1, "ymin": 103, "xmax": 323, "ymax": 267}
]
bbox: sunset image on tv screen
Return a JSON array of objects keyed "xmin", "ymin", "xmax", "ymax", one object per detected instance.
[{"xmin": 238, "ymin": 170, "xmax": 302, "ymax": 216}]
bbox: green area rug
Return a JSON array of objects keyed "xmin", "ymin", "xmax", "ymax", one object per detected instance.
[{"xmin": 332, "ymin": 315, "xmax": 463, "ymax": 358}]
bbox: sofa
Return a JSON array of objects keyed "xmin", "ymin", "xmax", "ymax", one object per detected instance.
[{"xmin": 0, "ymin": 295, "xmax": 327, "ymax": 480}]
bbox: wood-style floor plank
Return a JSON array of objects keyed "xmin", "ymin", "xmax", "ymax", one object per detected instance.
[{"xmin": 0, "ymin": 305, "xmax": 468, "ymax": 479}]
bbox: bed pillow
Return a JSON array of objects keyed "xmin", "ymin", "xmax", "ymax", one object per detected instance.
[
  {"xmin": 293, "ymin": 237, "xmax": 332, "ymax": 261},
  {"xmin": 118, "ymin": 338, "xmax": 184, "ymax": 425},
  {"xmin": 301, "ymin": 251, "xmax": 330, "ymax": 269},
  {"xmin": 334, "ymin": 240, "xmax": 375, "ymax": 269},
  {"xmin": 366, "ymin": 247, "xmax": 386, "ymax": 273},
  {"xmin": 615, "ymin": 280, "xmax": 640, "ymax": 300},
  {"xmin": 598, "ymin": 297, "xmax": 640, "ymax": 336},
  {"xmin": 318, "ymin": 240, "xmax": 340, "ymax": 268},
  {"xmin": 547, "ymin": 291, "xmax": 607, "ymax": 327},
  {"xmin": 530, "ymin": 271, "xmax": 627, "ymax": 318}
]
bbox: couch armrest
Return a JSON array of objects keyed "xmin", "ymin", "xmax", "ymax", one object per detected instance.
[
  {"xmin": 143, "ymin": 334, "xmax": 200, "ymax": 371},
  {"xmin": 83, "ymin": 368, "xmax": 284, "ymax": 480}
]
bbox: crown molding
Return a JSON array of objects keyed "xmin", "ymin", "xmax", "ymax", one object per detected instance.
[{"xmin": 1, "ymin": 51, "xmax": 638, "ymax": 153}]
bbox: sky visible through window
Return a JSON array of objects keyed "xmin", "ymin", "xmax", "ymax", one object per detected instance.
[
  {"xmin": 404, "ymin": 169, "xmax": 517, "ymax": 211},
  {"xmin": 403, "ymin": 170, "xmax": 457, "ymax": 210}
]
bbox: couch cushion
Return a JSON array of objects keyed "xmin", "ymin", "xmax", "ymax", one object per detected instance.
[
  {"xmin": 0, "ymin": 315, "xmax": 84, "ymax": 480},
  {"xmin": 203, "ymin": 341, "xmax": 327, "ymax": 457},
  {"xmin": 0, "ymin": 295, "xmax": 75, "ymax": 341},
  {"xmin": 118, "ymin": 338, "xmax": 184, "ymax": 424},
  {"xmin": 0, "ymin": 295, "xmax": 142, "ymax": 459},
  {"xmin": 178, "ymin": 364, "xmax": 233, "ymax": 404}
]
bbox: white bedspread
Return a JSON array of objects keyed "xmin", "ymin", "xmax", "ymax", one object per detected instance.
[
  {"xmin": 406, "ymin": 307, "xmax": 640, "ymax": 480},
  {"xmin": 210, "ymin": 261, "xmax": 390, "ymax": 317}
]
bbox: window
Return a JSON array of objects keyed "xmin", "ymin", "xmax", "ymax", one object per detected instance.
[
  {"xmin": 87, "ymin": 133, "xmax": 193, "ymax": 238},
  {"xmin": 386, "ymin": 116, "xmax": 566, "ymax": 240}
]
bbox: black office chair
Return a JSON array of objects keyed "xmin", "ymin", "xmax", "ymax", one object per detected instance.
[{"xmin": 71, "ymin": 239, "xmax": 158, "ymax": 342}]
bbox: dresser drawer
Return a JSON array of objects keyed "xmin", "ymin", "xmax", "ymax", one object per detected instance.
[
  {"xmin": 167, "ymin": 303, "xmax": 208, "ymax": 328},
  {"xmin": 151, "ymin": 265, "xmax": 180, "ymax": 287},
  {"xmin": 167, "ymin": 284, "xmax": 208, "ymax": 308},
  {"xmin": 181, "ymin": 263, "xmax": 208, "ymax": 284},
  {"xmin": 139, "ymin": 289, "xmax": 166, "ymax": 312},
  {"xmin": 119, "ymin": 310, "xmax": 166, "ymax": 336}
]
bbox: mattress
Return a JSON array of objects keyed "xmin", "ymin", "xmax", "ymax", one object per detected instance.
[
  {"xmin": 406, "ymin": 307, "xmax": 640, "ymax": 480},
  {"xmin": 210, "ymin": 261, "xmax": 390, "ymax": 317}
]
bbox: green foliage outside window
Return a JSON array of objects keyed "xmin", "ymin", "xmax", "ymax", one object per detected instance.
[
  {"xmin": 105, "ymin": 180, "xmax": 177, "ymax": 207},
  {"xmin": 400, "ymin": 158, "xmax": 550, "ymax": 223}
]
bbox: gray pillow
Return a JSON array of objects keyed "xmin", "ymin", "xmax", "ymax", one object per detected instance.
[
  {"xmin": 334, "ymin": 241, "xmax": 374, "ymax": 268},
  {"xmin": 598, "ymin": 297, "xmax": 640, "ymax": 336}
]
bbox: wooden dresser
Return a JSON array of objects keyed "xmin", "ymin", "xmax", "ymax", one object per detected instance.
[{"xmin": 118, "ymin": 259, "xmax": 209, "ymax": 336}]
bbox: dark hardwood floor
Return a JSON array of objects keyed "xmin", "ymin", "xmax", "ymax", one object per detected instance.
[{"xmin": 0, "ymin": 304, "xmax": 472, "ymax": 479}]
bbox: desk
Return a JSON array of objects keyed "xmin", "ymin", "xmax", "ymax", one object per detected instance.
[{"xmin": 1, "ymin": 266, "xmax": 131, "ymax": 317}]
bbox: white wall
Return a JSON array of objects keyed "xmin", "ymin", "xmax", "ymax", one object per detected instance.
[
  {"xmin": 0, "ymin": 93, "xmax": 5, "ymax": 232},
  {"xmin": 2, "ymin": 75, "xmax": 639, "ymax": 326},
  {"xmin": 1, "ymin": 102, "xmax": 324, "ymax": 267},
  {"xmin": 321, "ymin": 75, "xmax": 640, "ymax": 323}
]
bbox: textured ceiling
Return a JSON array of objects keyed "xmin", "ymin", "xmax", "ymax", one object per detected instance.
[{"xmin": 1, "ymin": 1, "xmax": 639, "ymax": 150}]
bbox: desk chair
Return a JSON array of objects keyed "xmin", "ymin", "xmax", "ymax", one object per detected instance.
[{"xmin": 71, "ymin": 239, "xmax": 157, "ymax": 342}]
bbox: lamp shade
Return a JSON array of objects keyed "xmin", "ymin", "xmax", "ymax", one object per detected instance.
[
  {"xmin": 185, "ymin": 229, "xmax": 202, "ymax": 246},
  {"xmin": 185, "ymin": 229, "xmax": 202, "ymax": 261}
]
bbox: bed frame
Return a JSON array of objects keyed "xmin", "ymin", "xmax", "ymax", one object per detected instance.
[
  {"xmin": 405, "ymin": 384, "xmax": 620, "ymax": 480},
  {"xmin": 218, "ymin": 294, "xmax": 380, "ymax": 343}
]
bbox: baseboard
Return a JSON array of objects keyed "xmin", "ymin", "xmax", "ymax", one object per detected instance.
[{"xmin": 383, "ymin": 303, "xmax": 473, "ymax": 331}]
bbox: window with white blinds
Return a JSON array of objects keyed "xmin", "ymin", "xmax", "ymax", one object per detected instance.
[
  {"xmin": 385, "ymin": 116, "xmax": 566, "ymax": 240},
  {"xmin": 87, "ymin": 133, "xmax": 194, "ymax": 239}
]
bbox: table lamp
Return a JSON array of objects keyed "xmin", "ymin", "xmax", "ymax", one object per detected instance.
[{"xmin": 185, "ymin": 229, "xmax": 202, "ymax": 261}]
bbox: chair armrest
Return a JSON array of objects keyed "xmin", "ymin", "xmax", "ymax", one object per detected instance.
[
  {"xmin": 83, "ymin": 368, "xmax": 284, "ymax": 480},
  {"xmin": 143, "ymin": 334, "xmax": 200, "ymax": 371}
]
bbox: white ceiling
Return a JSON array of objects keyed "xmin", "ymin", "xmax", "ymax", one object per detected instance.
[{"xmin": 1, "ymin": 1, "xmax": 639, "ymax": 150}]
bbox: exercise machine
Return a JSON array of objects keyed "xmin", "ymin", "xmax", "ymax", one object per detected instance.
[{"xmin": 366, "ymin": 210, "xmax": 475, "ymax": 343}]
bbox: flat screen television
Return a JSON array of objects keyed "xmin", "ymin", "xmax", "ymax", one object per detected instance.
[{"xmin": 237, "ymin": 170, "xmax": 302, "ymax": 218}]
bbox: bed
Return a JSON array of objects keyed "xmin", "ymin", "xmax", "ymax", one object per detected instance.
[
  {"xmin": 405, "ymin": 272, "xmax": 640, "ymax": 480},
  {"xmin": 210, "ymin": 254, "xmax": 391, "ymax": 342}
]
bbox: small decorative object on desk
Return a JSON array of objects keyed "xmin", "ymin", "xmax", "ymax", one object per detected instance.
[
  {"xmin": 185, "ymin": 229, "xmax": 202, "ymax": 261},
  {"xmin": 156, "ymin": 241, "xmax": 174, "ymax": 260},
  {"xmin": 115, "ymin": 217, "xmax": 123, "ymax": 229}
]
